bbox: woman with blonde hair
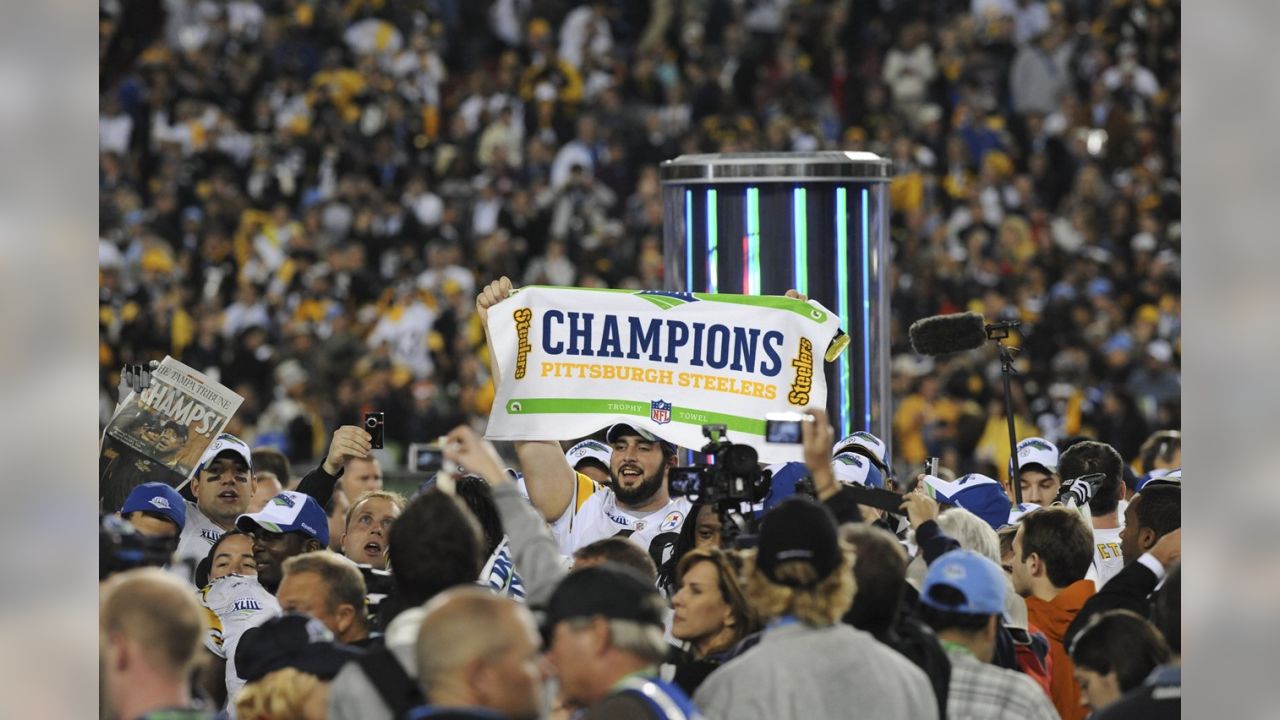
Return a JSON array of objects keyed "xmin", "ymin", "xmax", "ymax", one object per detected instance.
[
  {"xmin": 236, "ymin": 667, "xmax": 327, "ymax": 720},
  {"xmin": 668, "ymin": 546, "xmax": 759, "ymax": 694}
]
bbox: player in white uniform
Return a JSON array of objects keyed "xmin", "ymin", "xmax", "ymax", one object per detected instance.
[
  {"xmin": 175, "ymin": 434, "xmax": 258, "ymax": 573},
  {"xmin": 1059, "ymin": 440, "xmax": 1127, "ymax": 588},
  {"xmin": 545, "ymin": 422, "xmax": 696, "ymax": 568},
  {"xmin": 475, "ymin": 278, "xmax": 692, "ymax": 575}
]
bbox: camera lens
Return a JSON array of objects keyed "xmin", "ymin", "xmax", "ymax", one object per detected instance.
[{"xmin": 366, "ymin": 416, "xmax": 378, "ymax": 428}]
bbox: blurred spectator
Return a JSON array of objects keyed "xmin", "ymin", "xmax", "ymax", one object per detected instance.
[
  {"xmin": 100, "ymin": 568, "xmax": 209, "ymax": 719},
  {"xmin": 412, "ymin": 588, "xmax": 546, "ymax": 720},
  {"xmin": 328, "ymin": 489, "xmax": 486, "ymax": 720},
  {"xmin": 1010, "ymin": 507, "xmax": 1096, "ymax": 720},
  {"xmin": 693, "ymin": 497, "xmax": 938, "ymax": 718},
  {"xmin": 1068, "ymin": 609, "xmax": 1171, "ymax": 716},
  {"xmin": 277, "ymin": 552, "xmax": 374, "ymax": 646},
  {"xmin": 98, "ymin": 0, "xmax": 1180, "ymax": 480}
]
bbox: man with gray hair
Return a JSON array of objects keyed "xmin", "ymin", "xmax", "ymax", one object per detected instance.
[
  {"xmin": 408, "ymin": 587, "xmax": 546, "ymax": 720},
  {"xmin": 544, "ymin": 564, "xmax": 703, "ymax": 719},
  {"xmin": 276, "ymin": 551, "xmax": 373, "ymax": 646}
]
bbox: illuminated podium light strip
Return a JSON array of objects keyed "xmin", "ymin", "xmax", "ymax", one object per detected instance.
[
  {"xmin": 706, "ymin": 188, "xmax": 718, "ymax": 293},
  {"xmin": 835, "ymin": 187, "xmax": 851, "ymax": 438},
  {"xmin": 793, "ymin": 187, "xmax": 808, "ymax": 295},
  {"xmin": 861, "ymin": 187, "xmax": 873, "ymax": 431},
  {"xmin": 745, "ymin": 186, "xmax": 761, "ymax": 295},
  {"xmin": 685, "ymin": 189, "xmax": 694, "ymax": 290}
]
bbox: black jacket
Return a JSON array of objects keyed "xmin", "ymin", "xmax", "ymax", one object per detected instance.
[{"xmin": 1065, "ymin": 559, "xmax": 1160, "ymax": 647}]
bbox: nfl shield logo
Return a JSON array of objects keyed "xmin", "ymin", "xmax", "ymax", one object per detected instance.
[{"xmin": 650, "ymin": 400, "xmax": 672, "ymax": 425}]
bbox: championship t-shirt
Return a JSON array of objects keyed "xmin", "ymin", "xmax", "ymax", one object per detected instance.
[
  {"xmin": 550, "ymin": 474, "xmax": 692, "ymax": 572},
  {"xmin": 200, "ymin": 573, "xmax": 280, "ymax": 708},
  {"xmin": 1092, "ymin": 526, "xmax": 1124, "ymax": 588},
  {"xmin": 176, "ymin": 502, "xmax": 227, "ymax": 568}
]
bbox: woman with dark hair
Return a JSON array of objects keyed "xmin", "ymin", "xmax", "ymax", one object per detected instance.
[
  {"xmin": 667, "ymin": 546, "xmax": 758, "ymax": 695},
  {"xmin": 195, "ymin": 529, "xmax": 258, "ymax": 588},
  {"xmin": 1069, "ymin": 609, "xmax": 1172, "ymax": 716},
  {"xmin": 452, "ymin": 474, "xmax": 525, "ymax": 599},
  {"xmin": 658, "ymin": 501, "xmax": 722, "ymax": 594}
]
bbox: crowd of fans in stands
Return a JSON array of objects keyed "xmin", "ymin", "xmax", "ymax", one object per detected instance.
[{"xmin": 99, "ymin": 0, "xmax": 1180, "ymax": 477}]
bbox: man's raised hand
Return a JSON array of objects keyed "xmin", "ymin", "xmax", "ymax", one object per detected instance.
[
  {"xmin": 322, "ymin": 425, "xmax": 373, "ymax": 476},
  {"xmin": 443, "ymin": 425, "xmax": 509, "ymax": 486},
  {"xmin": 476, "ymin": 276, "xmax": 515, "ymax": 326}
]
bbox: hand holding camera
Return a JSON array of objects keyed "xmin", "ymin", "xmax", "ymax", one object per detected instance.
[{"xmin": 322, "ymin": 423, "xmax": 375, "ymax": 476}]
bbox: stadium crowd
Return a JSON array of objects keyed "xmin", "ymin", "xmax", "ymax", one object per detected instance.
[
  {"xmin": 99, "ymin": 0, "xmax": 1180, "ymax": 478},
  {"xmin": 101, "ymin": 279, "xmax": 1182, "ymax": 720},
  {"xmin": 99, "ymin": 0, "xmax": 1181, "ymax": 719}
]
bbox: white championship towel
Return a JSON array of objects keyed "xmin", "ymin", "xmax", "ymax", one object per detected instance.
[{"xmin": 484, "ymin": 287, "xmax": 842, "ymax": 462}]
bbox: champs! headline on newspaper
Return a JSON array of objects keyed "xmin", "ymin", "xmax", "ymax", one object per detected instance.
[
  {"xmin": 103, "ymin": 356, "xmax": 244, "ymax": 483},
  {"xmin": 484, "ymin": 287, "xmax": 841, "ymax": 462}
]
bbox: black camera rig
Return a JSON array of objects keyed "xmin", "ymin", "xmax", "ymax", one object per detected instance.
[{"xmin": 669, "ymin": 424, "xmax": 775, "ymax": 548}]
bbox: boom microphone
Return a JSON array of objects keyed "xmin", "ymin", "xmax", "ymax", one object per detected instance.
[{"xmin": 908, "ymin": 313, "xmax": 988, "ymax": 355}]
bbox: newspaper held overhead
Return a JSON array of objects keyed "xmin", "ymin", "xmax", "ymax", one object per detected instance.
[{"xmin": 100, "ymin": 357, "xmax": 243, "ymax": 503}]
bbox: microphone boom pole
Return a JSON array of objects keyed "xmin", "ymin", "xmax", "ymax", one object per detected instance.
[
  {"xmin": 907, "ymin": 313, "xmax": 1026, "ymax": 504},
  {"xmin": 988, "ymin": 320, "xmax": 1023, "ymax": 505}
]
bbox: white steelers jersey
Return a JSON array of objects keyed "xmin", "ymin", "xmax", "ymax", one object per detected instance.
[
  {"xmin": 1091, "ymin": 525, "xmax": 1125, "ymax": 588},
  {"xmin": 549, "ymin": 472, "xmax": 692, "ymax": 572}
]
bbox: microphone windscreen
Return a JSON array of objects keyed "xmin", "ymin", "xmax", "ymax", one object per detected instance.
[{"xmin": 908, "ymin": 313, "xmax": 988, "ymax": 355}]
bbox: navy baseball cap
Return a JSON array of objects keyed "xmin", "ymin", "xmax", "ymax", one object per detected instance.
[
  {"xmin": 235, "ymin": 491, "xmax": 330, "ymax": 546},
  {"xmin": 543, "ymin": 564, "xmax": 666, "ymax": 644},
  {"xmin": 757, "ymin": 496, "xmax": 842, "ymax": 587},
  {"xmin": 121, "ymin": 482, "xmax": 187, "ymax": 531},
  {"xmin": 921, "ymin": 549, "xmax": 1007, "ymax": 616}
]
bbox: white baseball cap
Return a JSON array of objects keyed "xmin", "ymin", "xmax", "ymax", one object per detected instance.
[
  {"xmin": 832, "ymin": 431, "xmax": 890, "ymax": 473},
  {"xmin": 235, "ymin": 491, "xmax": 329, "ymax": 546},
  {"xmin": 195, "ymin": 433, "xmax": 255, "ymax": 476},
  {"xmin": 565, "ymin": 439, "xmax": 612, "ymax": 471},
  {"xmin": 1015, "ymin": 437, "xmax": 1059, "ymax": 476},
  {"xmin": 1007, "ymin": 502, "xmax": 1042, "ymax": 525},
  {"xmin": 832, "ymin": 452, "xmax": 885, "ymax": 489}
]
